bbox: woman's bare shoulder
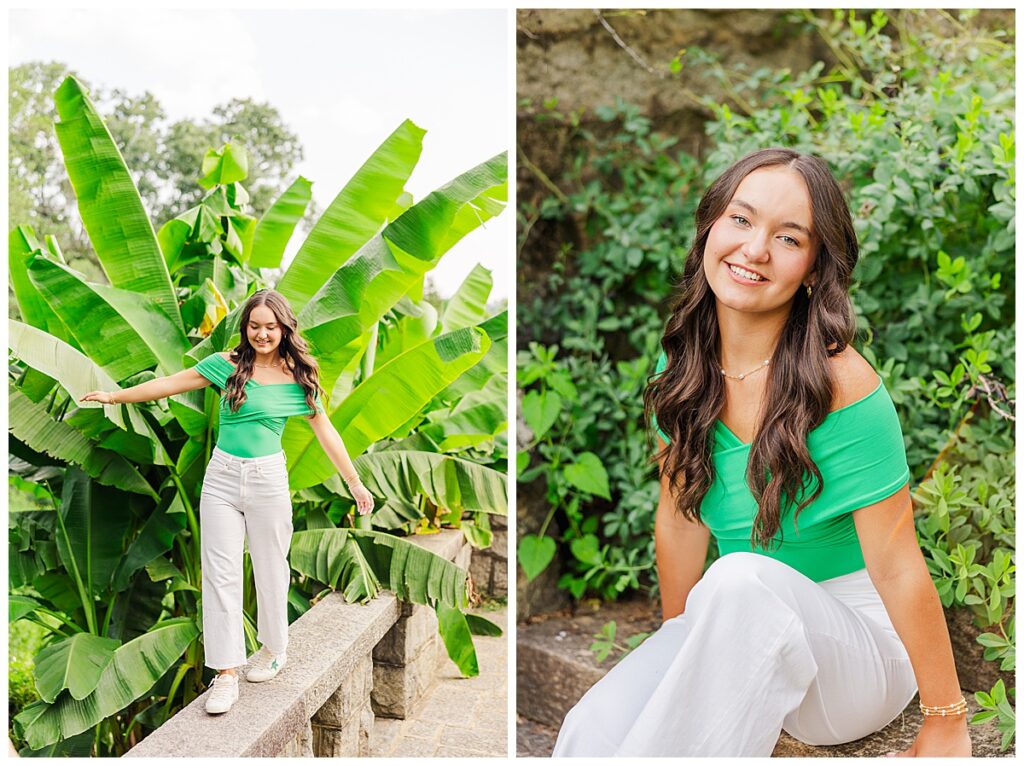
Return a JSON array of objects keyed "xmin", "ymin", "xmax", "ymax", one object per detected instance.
[
  {"xmin": 828, "ymin": 345, "xmax": 881, "ymax": 411},
  {"xmin": 217, "ymin": 351, "xmax": 237, "ymax": 368}
]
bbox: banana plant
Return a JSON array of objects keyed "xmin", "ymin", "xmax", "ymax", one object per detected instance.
[{"xmin": 8, "ymin": 74, "xmax": 507, "ymax": 755}]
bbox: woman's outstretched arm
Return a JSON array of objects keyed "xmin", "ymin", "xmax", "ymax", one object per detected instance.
[
  {"xmin": 655, "ymin": 436, "xmax": 711, "ymax": 621},
  {"xmin": 853, "ymin": 485, "xmax": 972, "ymax": 757},
  {"xmin": 80, "ymin": 367, "xmax": 211, "ymax": 405},
  {"xmin": 306, "ymin": 412, "xmax": 374, "ymax": 515}
]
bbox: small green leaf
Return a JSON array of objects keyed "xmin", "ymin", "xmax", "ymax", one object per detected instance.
[
  {"xmin": 570, "ymin": 534, "xmax": 602, "ymax": 566},
  {"xmin": 564, "ymin": 452, "xmax": 611, "ymax": 499},
  {"xmin": 518, "ymin": 534, "xmax": 556, "ymax": 582},
  {"xmin": 522, "ymin": 389, "xmax": 562, "ymax": 441}
]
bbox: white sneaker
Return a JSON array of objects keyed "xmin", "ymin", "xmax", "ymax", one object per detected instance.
[
  {"xmin": 205, "ymin": 673, "xmax": 238, "ymax": 714},
  {"xmin": 245, "ymin": 646, "xmax": 286, "ymax": 683}
]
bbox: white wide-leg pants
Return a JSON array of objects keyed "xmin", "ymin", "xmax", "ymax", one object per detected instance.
[
  {"xmin": 199, "ymin": 446, "xmax": 293, "ymax": 670},
  {"xmin": 552, "ymin": 552, "xmax": 917, "ymax": 757}
]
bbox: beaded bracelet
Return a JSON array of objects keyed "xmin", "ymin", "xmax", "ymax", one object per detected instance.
[{"xmin": 919, "ymin": 697, "xmax": 968, "ymax": 717}]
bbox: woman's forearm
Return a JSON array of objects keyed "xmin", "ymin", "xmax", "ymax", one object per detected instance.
[
  {"xmin": 114, "ymin": 377, "xmax": 181, "ymax": 404},
  {"xmin": 873, "ymin": 562, "xmax": 962, "ymax": 706},
  {"xmin": 318, "ymin": 427, "xmax": 361, "ymax": 485}
]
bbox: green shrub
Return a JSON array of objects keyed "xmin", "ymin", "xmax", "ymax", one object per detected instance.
[{"xmin": 518, "ymin": 6, "xmax": 1013, "ymax": 600}]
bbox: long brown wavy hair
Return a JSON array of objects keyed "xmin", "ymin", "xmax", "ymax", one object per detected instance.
[
  {"xmin": 224, "ymin": 289, "xmax": 325, "ymax": 414},
  {"xmin": 643, "ymin": 148, "xmax": 859, "ymax": 549}
]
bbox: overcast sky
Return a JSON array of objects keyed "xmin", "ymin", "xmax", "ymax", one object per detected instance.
[{"xmin": 9, "ymin": 8, "xmax": 510, "ymax": 300}]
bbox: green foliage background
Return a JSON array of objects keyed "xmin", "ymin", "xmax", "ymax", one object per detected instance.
[{"xmin": 517, "ymin": 10, "xmax": 1014, "ymax": 747}]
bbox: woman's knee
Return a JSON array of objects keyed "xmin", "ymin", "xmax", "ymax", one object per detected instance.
[
  {"xmin": 685, "ymin": 553, "xmax": 802, "ymax": 621},
  {"xmin": 697, "ymin": 552, "xmax": 777, "ymax": 594}
]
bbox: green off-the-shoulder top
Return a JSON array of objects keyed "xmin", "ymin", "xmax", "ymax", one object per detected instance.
[
  {"xmin": 193, "ymin": 353, "xmax": 324, "ymax": 458},
  {"xmin": 653, "ymin": 351, "xmax": 910, "ymax": 582}
]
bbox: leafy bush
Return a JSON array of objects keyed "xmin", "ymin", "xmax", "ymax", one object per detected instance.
[{"xmin": 518, "ymin": 5, "xmax": 1013, "ymax": 602}]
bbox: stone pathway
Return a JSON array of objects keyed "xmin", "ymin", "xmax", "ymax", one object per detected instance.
[{"xmin": 371, "ymin": 605, "xmax": 508, "ymax": 757}]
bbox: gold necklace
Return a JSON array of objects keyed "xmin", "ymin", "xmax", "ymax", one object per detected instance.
[
  {"xmin": 720, "ymin": 359, "xmax": 770, "ymax": 381},
  {"xmin": 254, "ymin": 358, "xmax": 283, "ymax": 369}
]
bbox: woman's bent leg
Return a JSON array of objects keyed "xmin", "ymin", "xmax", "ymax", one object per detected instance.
[
  {"xmin": 614, "ymin": 553, "xmax": 819, "ymax": 756},
  {"xmin": 782, "ymin": 569, "xmax": 916, "ymax": 745},
  {"xmin": 551, "ymin": 614, "xmax": 693, "ymax": 756},
  {"xmin": 554, "ymin": 553, "xmax": 915, "ymax": 757}
]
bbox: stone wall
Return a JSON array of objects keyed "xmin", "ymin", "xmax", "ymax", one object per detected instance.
[
  {"xmin": 470, "ymin": 514, "xmax": 509, "ymax": 598},
  {"xmin": 126, "ymin": 530, "xmax": 477, "ymax": 758}
]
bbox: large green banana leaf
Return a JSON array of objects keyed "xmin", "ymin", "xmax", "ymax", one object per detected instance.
[
  {"xmin": 10, "ymin": 319, "xmax": 133, "ymax": 434},
  {"xmin": 352, "ymin": 450, "xmax": 507, "ymax": 517},
  {"xmin": 55, "ymin": 469, "xmax": 133, "ymax": 598},
  {"xmin": 9, "ymin": 383, "xmax": 158, "ymax": 499},
  {"xmin": 91, "ymin": 284, "xmax": 190, "ymax": 374},
  {"xmin": 283, "ymin": 327, "xmax": 490, "ymax": 490},
  {"xmin": 52, "ymin": 76, "xmax": 181, "ymax": 327},
  {"xmin": 110, "ymin": 492, "xmax": 187, "ymax": 592},
  {"xmin": 297, "ymin": 153, "xmax": 507, "ymax": 377},
  {"xmin": 376, "ymin": 298, "xmax": 439, "ymax": 368},
  {"xmin": 249, "ymin": 176, "xmax": 313, "ymax": 268},
  {"xmin": 438, "ymin": 309, "xmax": 508, "ymax": 400},
  {"xmin": 27, "ymin": 257, "xmax": 158, "ymax": 381},
  {"xmin": 419, "ymin": 401, "xmax": 508, "ymax": 452},
  {"xmin": 440, "ymin": 264, "xmax": 493, "ymax": 332},
  {"xmin": 289, "ymin": 528, "xmax": 467, "ymax": 609},
  {"xmin": 9, "ymin": 227, "xmax": 75, "ymax": 344},
  {"xmin": 435, "ymin": 603, "xmax": 478, "ymax": 677},
  {"xmin": 276, "ymin": 120, "xmax": 426, "ymax": 312},
  {"xmin": 13, "ymin": 617, "xmax": 199, "ymax": 750},
  {"xmin": 34, "ymin": 632, "xmax": 120, "ymax": 703}
]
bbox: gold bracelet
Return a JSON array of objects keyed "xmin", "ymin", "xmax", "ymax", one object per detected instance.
[{"xmin": 919, "ymin": 697, "xmax": 968, "ymax": 717}]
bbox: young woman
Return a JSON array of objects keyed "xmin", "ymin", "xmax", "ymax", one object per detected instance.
[
  {"xmin": 551, "ymin": 149, "xmax": 972, "ymax": 757},
  {"xmin": 81, "ymin": 289, "xmax": 374, "ymax": 715}
]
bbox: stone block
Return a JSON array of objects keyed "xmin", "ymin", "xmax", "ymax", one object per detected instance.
[
  {"xmin": 469, "ymin": 550, "xmax": 495, "ymax": 595},
  {"xmin": 314, "ymin": 653, "xmax": 373, "ymax": 726},
  {"xmin": 312, "ymin": 716, "xmax": 359, "ymax": 757},
  {"xmin": 359, "ymin": 705, "xmax": 375, "ymax": 756},
  {"xmin": 453, "ymin": 540, "xmax": 473, "ymax": 572},
  {"xmin": 373, "ymin": 602, "xmax": 440, "ymax": 665},
  {"xmin": 276, "ymin": 719, "xmax": 313, "ymax": 757},
  {"xmin": 492, "ymin": 557, "xmax": 508, "ymax": 596},
  {"xmin": 372, "ymin": 635, "xmax": 440, "ymax": 719},
  {"xmin": 491, "ymin": 527, "xmax": 508, "ymax": 557}
]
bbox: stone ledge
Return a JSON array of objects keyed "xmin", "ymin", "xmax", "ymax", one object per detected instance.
[
  {"xmin": 126, "ymin": 593, "xmax": 399, "ymax": 757},
  {"xmin": 126, "ymin": 529, "xmax": 477, "ymax": 757}
]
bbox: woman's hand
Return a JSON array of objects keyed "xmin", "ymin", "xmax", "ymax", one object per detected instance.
[
  {"xmin": 887, "ymin": 717, "xmax": 971, "ymax": 757},
  {"xmin": 348, "ymin": 481, "xmax": 374, "ymax": 516},
  {"xmin": 80, "ymin": 391, "xmax": 116, "ymax": 404}
]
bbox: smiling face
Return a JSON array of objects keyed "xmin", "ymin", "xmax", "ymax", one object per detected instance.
[
  {"xmin": 702, "ymin": 165, "xmax": 818, "ymax": 316},
  {"xmin": 245, "ymin": 304, "xmax": 284, "ymax": 356}
]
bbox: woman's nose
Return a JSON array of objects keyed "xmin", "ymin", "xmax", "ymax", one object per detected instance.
[{"xmin": 741, "ymin": 230, "xmax": 771, "ymax": 261}]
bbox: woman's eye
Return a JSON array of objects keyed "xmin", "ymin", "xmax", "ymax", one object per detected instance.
[
  {"xmin": 780, "ymin": 235, "xmax": 799, "ymax": 246},
  {"xmin": 730, "ymin": 215, "xmax": 750, "ymax": 226}
]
